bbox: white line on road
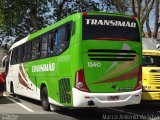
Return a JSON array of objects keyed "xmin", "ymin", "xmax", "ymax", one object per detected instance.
[{"xmin": 3, "ymin": 94, "xmax": 34, "ymax": 112}]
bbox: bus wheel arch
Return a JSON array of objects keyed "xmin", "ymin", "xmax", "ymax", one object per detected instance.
[{"xmin": 40, "ymin": 84, "xmax": 50, "ymax": 111}]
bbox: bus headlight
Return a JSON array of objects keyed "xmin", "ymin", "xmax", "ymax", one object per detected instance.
[{"xmin": 143, "ymin": 86, "xmax": 151, "ymax": 91}]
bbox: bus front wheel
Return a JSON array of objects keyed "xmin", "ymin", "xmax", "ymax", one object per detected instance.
[{"xmin": 41, "ymin": 87, "xmax": 50, "ymax": 111}]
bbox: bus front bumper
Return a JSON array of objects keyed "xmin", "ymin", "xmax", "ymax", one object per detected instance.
[
  {"xmin": 72, "ymin": 88, "xmax": 142, "ymax": 108},
  {"xmin": 142, "ymin": 91, "xmax": 160, "ymax": 100}
]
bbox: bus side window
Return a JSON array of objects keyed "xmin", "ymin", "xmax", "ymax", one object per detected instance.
[
  {"xmin": 24, "ymin": 42, "xmax": 31, "ymax": 62},
  {"xmin": 12, "ymin": 48, "xmax": 18, "ymax": 64},
  {"xmin": 14, "ymin": 47, "xmax": 18, "ymax": 64},
  {"xmin": 54, "ymin": 30, "xmax": 58, "ymax": 46},
  {"xmin": 41, "ymin": 34, "xmax": 49, "ymax": 58},
  {"xmin": 31, "ymin": 39, "xmax": 40, "ymax": 60},
  {"xmin": 21, "ymin": 45, "xmax": 25, "ymax": 62},
  {"xmin": 23, "ymin": 44, "xmax": 26, "ymax": 62},
  {"xmin": 54, "ymin": 25, "xmax": 69, "ymax": 55},
  {"xmin": 53, "ymin": 30, "xmax": 58, "ymax": 54},
  {"xmin": 48, "ymin": 31, "xmax": 54, "ymax": 56},
  {"xmin": 17, "ymin": 47, "xmax": 20, "ymax": 63},
  {"xmin": 31, "ymin": 41, "xmax": 36, "ymax": 60},
  {"xmin": 66, "ymin": 23, "xmax": 71, "ymax": 42},
  {"xmin": 17, "ymin": 46, "xmax": 23, "ymax": 63},
  {"xmin": 11, "ymin": 50, "xmax": 14, "ymax": 65},
  {"xmin": 58, "ymin": 26, "xmax": 66, "ymax": 50},
  {"xmin": 35, "ymin": 38, "xmax": 41, "ymax": 59}
]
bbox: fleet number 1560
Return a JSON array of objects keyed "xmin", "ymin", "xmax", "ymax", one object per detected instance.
[{"xmin": 88, "ymin": 62, "xmax": 101, "ymax": 68}]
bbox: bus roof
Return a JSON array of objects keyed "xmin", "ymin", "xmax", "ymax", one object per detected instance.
[{"xmin": 9, "ymin": 36, "xmax": 29, "ymax": 50}]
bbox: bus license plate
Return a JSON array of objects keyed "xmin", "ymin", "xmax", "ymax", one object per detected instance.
[{"xmin": 108, "ymin": 96, "xmax": 119, "ymax": 101}]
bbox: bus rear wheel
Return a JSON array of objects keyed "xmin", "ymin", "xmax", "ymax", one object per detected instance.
[{"xmin": 41, "ymin": 87, "xmax": 50, "ymax": 111}]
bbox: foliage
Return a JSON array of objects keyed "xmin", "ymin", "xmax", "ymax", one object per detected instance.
[
  {"xmin": 0, "ymin": 0, "xmax": 159, "ymax": 47},
  {"xmin": 0, "ymin": 0, "xmax": 52, "ymax": 44}
]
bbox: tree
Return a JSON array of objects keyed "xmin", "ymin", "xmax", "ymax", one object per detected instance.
[
  {"xmin": 153, "ymin": 0, "xmax": 160, "ymax": 38},
  {"xmin": 51, "ymin": 0, "xmax": 101, "ymax": 22},
  {"xmin": 0, "ymin": 0, "xmax": 102, "ymax": 45},
  {"xmin": 103, "ymin": 0, "xmax": 159, "ymax": 38},
  {"xmin": 0, "ymin": 0, "xmax": 52, "ymax": 43},
  {"xmin": 1, "ymin": 0, "xmax": 159, "ymax": 46}
]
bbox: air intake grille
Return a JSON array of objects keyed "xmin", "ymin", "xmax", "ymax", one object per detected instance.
[
  {"xmin": 150, "ymin": 70, "xmax": 160, "ymax": 73},
  {"xmin": 59, "ymin": 78, "xmax": 71, "ymax": 103},
  {"xmin": 149, "ymin": 74, "xmax": 160, "ymax": 85},
  {"xmin": 88, "ymin": 49, "xmax": 136, "ymax": 61}
]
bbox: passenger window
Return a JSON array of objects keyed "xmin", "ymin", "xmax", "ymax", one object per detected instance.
[
  {"xmin": 58, "ymin": 26, "xmax": 66, "ymax": 46},
  {"xmin": 10, "ymin": 22, "xmax": 72, "ymax": 64},
  {"xmin": 31, "ymin": 38, "xmax": 40, "ymax": 60},
  {"xmin": 11, "ymin": 48, "xmax": 18, "ymax": 64},
  {"xmin": 24, "ymin": 42, "xmax": 31, "ymax": 61},
  {"xmin": 53, "ymin": 25, "xmax": 70, "ymax": 55},
  {"xmin": 21, "ymin": 45, "xmax": 25, "ymax": 62},
  {"xmin": 48, "ymin": 31, "xmax": 54, "ymax": 56},
  {"xmin": 41, "ymin": 34, "xmax": 48, "ymax": 58},
  {"xmin": 31, "ymin": 42, "xmax": 36, "ymax": 60},
  {"xmin": 35, "ymin": 39, "xmax": 40, "ymax": 59},
  {"xmin": 54, "ymin": 30, "xmax": 59, "ymax": 54},
  {"xmin": 17, "ymin": 46, "xmax": 23, "ymax": 63},
  {"xmin": 66, "ymin": 24, "xmax": 71, "ymax": 42}
]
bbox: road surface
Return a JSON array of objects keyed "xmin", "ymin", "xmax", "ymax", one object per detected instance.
[{"xmin": 0, "ymin": 92, "xmax": 160, "ymax": 120}]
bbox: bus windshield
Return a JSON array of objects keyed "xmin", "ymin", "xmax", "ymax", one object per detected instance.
[
  {"xmin": 82, "ymin": 15, "xmax": 140, "ymax": 42},
  {"xmin": 143, "ymin": 55, "xmax": 160, "ymax": 67}
]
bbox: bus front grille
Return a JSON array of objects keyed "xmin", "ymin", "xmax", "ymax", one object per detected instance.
[
  {"xmin": 88, "ymin": 49, "xmax": 136, "ymax": 61},
  {"xmin": 149, "ymin": 74, "xmax": 160, "ymax": 85}
]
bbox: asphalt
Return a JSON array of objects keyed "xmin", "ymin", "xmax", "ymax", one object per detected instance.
[{"xmin": 0, "ymin": 92, "xmax": 160, "ymax": 120}]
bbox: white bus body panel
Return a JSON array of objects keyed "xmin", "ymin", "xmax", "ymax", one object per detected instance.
[
  {"xmin": 6, "ymin": 64, "xmax": 40, "ymax": 100},
  {"xmin": 72, "ymin": 88, "xmax": 141, "ymax": 108}
]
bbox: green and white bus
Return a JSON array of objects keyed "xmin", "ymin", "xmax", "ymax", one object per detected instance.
[{"xmin": 6, "ymin": 12, "xmax": 142, "ymax": 110}]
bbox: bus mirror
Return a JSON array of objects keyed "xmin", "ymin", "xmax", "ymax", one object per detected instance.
[{"xmin": 156, "ymin": 44, "xmax": 160, "ymax": 50}]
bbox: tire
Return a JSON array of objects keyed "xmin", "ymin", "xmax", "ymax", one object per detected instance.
[{"xmin": 41, "ymin": 87, "xmax": 50, "ymax": 111}]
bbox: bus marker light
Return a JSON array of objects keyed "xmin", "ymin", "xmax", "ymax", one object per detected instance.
[
  {"xmin": 134, "ymin": 94, "xmax": 140, "ymax": 97},
  {"xmin": 75, "ymin": 69, "xmax": 89, "ymax": 92},
  {"xmin": 85, "ymin": 96, "xmax": 94, "ymax": 99},
  {"xmin": 82, "ymin": 12, "xmax": 87, "ymax": 16},
  {"xmin": 132, "ymin": 16, "xmax": 136, "ymax": 20}
]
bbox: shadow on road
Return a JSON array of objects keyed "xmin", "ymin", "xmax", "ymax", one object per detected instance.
[
  {"xmin": 3, "ymin": 93, "xmax": 160, "ymax": 120},
  {"xmin": 0, "ymin": 93, "xmax": 31, "ymax": 104},
  {"xmin": 55, "ymin": 108, "xmax": 104, "ymax": 120},
  {"xmin": 17, "ymin": 95, "xmax": 41, "ymax": 106},
  {"xmin": 0, "ymin": 96, "xmax": 14, "ymax": 104},
  {"xmin": 54, "ymin": 107, "xmax": 146, "ymax": 120}
]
